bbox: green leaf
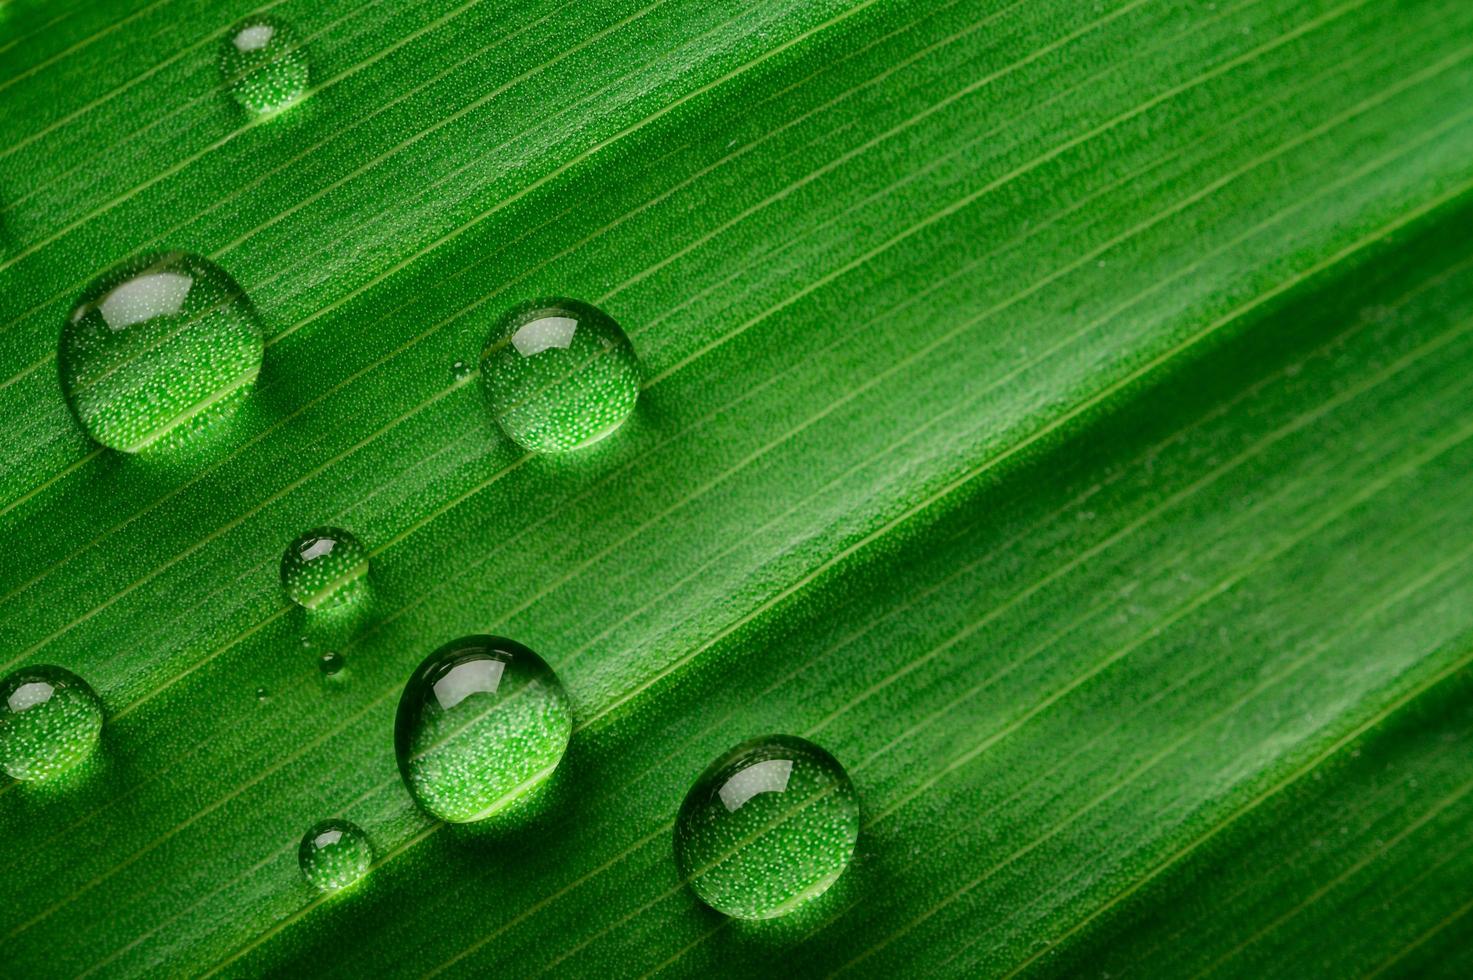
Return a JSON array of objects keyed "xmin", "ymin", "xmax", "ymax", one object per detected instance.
[{"xmin": 3, "ymin": 0, "xmax": 1473, "ymax": 975}]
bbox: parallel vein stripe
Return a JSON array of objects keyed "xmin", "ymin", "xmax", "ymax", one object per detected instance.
[
  {"xmin": 201, "ymin": 174, "xmax": 1473, "ymax": 978},
  {"xmin": 1364, "ymin": 892, "xmax": 1473, "ymax": 977},
  {"xmin": 0, "ymin": 0, "xmax": 1215, "ymax": 660},
  {"xmin": 994, "ymin": 629, "xmax": 1473, "ymax": 979},
  {"xmin": 0, "ymin": 0, "xmax": 177, "ymax": 96},
  {"xmin": 0, "ymin": 0, "xmax": 971, "ymax": 502},
  {"xmin": 1, "ymin": 18, "xmax": 1451, "ymax": 850},
  {"xmin": 562, "ymin": 317, "xmax": 1473, "ymax": 977},
  {"xmin": 82, "ymin": 227, "xmax": 1453, "ymax": 972},
  {"xmin": 844, "ymin": 518, "xmax": 1473, "ymax": 975},
  {"xmin": 0, "ymin": 0, "xmax": 293, "ymax": 160},
  {"xmin": 646, "ymin": 0, "xmax": 1379, "ymax": 386},
  {"xmin": 1194, "ymin": 776, "xmax": 1473, "ymax": 977},
  {"xmin": 0, "ymin": 42, "xmax": 1455, "ymax": 919},
  {"xmin": 0, "ymin": 0, "xmax": 957, "ymax": 526},
  {"xmin": 0, "ymin": 0, "xmax": 575, "ymax": 270},
  {"xmin": 0, "ymin": 0, "xmax": 467, "ymax": 217}
]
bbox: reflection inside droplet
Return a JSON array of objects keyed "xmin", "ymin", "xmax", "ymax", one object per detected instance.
[
  {"xmin": 431, "ymin": 658, "xmax": 504, "ymax": 710},
  {"xmin": 98, "ymin": 271, "xmax": 192, "ymax": 329},
  {"xmin": 233, "ymin": 24, "xmax": 275, "ymax": 51},
  {"xmin": 511, "ymin": 316, "xmax": 578, "ymax": 356},
  {"xmin": 718, "ymin": 758, "xmax": 793, "ymax": 812}
]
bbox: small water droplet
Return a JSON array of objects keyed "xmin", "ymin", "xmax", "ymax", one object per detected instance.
[
  {"xmin": 256, "ymin": 686, "xmax": 269, "ymax": 702},
  {"xmin": 297, "ymin": 818, "xmax": 371, "ymax": 892},
  {"xmin": 0, "ymin": 666, "xmax": 104, "ymax": 781},
  {"xmin": 675, "ymin": 735, "xmax": 858, "ymax": 919},
  {"xmin": 451, "ymin": 360, "xmax": 472, "ymax": 382},
  {"xmin": 59, "ymin": 252, "xmax": 264, "ymax": 453},
  {"xmin": 220, "ymin": 16, "xmax": 308, "ymax": 115},
  {"xmin": 394, "ymin": 636, "xmax": 572, "ymax": 823},
  {"xmin": 280, "ymin": 527, "xmax": 369, "ymax": 610},
  {"xmin": 319, "ymin": 651, "xmax": 345, "ymax": 676},
  {"xmin": 479, "ymin": 298, "xmax": 639, "ymax": 453}
]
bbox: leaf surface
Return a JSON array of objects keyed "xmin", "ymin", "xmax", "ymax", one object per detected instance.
[{"xmin": 2, "ymin": 0, "xmax": 1472, "ymax": 975}]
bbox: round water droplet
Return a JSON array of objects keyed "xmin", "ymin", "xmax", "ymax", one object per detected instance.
[
  {"xmin": 0, "ymin": 666, "xmax": 104, "ymax": 782},
  {"xmin": 479, "ymin": 298, "xmax": 639, "ymax": 453},
  {"xmin": 297, "ymin": 818, "xmax": 371, "ymax": 892},
  {"xmin": 450, "ymin": 360, "xmax": 472, "ymax": 383},
  {"xmin": 220, "ymin": 16, "xmax": 308, "ymax": 115},
  {"xmin": 675, "ymin": 735, "xmax": 859, "ymax": 919},
  {"xmin": 394, "ymin": 636, "xmax": 572, "ymax": 823},
  {"xmin": 255, "ymin": 686, "xmax": 269, "ymax": 702},
  {"xmin": 59, "ymin": 252, "xmax": 264, "ymax": 453},
  {"xmin": 319, "ymin": 651, "xmax": 345, "ymax": 676},
  {"xmin": 279, "ymin": 527, "xmax": 369, "ymax": 610}
]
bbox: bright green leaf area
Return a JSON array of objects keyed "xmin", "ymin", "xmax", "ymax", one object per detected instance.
[{"xmin": 3, "ymin": 0, "xmax": 1473, "ymax": 975}]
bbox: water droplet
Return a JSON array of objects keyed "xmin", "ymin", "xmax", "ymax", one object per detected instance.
[
  {"xmin": 479, "ymin": 298, "xmax": 639, "ymax": 453},
  {"xmin": 394, "ymin": 636, "xmax": 572, "ymax": 823},
  {"xmin": 451, "ymin": 360, "xmax": 472, "ymax": 382},
  {"xmin": 0, "ymin": 666, "xmax": 104, "ymax": 782},
  {"xmin": 59, "ymin": 252, "xmax": 264, "ymax": 453},
  {"xmin": 279, "ymin": 527, "xmax": 369, "ymax": 610},
  {"xmin": 675, "ymin": 735, "xmax": 859, "ymax": 919},
  {"xmin": 220, "ymin": 16, "xmax": 308, "ymax": 115},
  {"xmin": 255, "ymin": 686, "xmax": 269, "ymax": 702},
  {"xmin": 319, "ymin": 651, "xmax": 345, "ymax": 676},
  {"xmin": 297, "ymin": 818, "xmax": 371, "ymax": 892}
]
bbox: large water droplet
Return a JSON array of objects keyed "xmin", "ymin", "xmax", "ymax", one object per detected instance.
[
  {"xmin": 279, "ymin": 527, "xmax": 369, "ymax": 610},
  {"xmin": 0, "ymin": 666, "xmax": 104, "ymax": 782},
  {"xmin": 297, "ymin": 818, "xmax": 371, "ymax": 892},
  {"xmin": 59, "ymin": 252, "xmax": 264, "ymax": 453},
  {"xmin": 220, "ymin": 16, "xmax": 309, "ymax": 115},
  {"xmin": 394, "ymin": 636, "xmax": 572, "ymax": 823},
  {"xmin": 479, "ymin": 298, "xmax": 639, "ymax": 453},
  {"xmin": 319, "ymin": 651, "xmax": 345, "ymax": 676},
  {"xmin": 675, "ymin": 735, "xmax": 859, "ymax": 919}
]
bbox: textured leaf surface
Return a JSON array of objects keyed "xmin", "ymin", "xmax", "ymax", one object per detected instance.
[{"xmin": 2, "ymin": 0, "xmax": 1473, "ymax": 975}]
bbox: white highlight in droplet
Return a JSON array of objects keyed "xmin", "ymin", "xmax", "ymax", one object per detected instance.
[
  {"xmin": 233, "ymin": 24, "xmax": 275, "ymax": 52},
  {"xmin": 511, "ymin": 316, "xmax": 577, "ymax": 357},
  {"xmin": 99, "ymin": 271, "xmax": 193, "ymax": 331},
  {"xmin": 718, "ymin": 758, "xmax": 793, "ymax": 812}
]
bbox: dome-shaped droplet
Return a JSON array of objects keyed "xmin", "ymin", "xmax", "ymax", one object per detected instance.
[
  {"xmin": 0, "ymin": 666, "xmax": 104, "ymax": 782},
  {"xmin": 297, "ymin": 818, "xmax": 371, "ymax": 892},
  {"xmin": 675, "ymin": 735, "xmax": 859, "ymax": 919},
  {"xmin": 220, "ymin": 16, "xmax": 308, "ymax": 115},
  {"xmin": 279, "ymin": 527, "xmax": 369, "ymax": 610},
  {"xmin": 394, "ymin": 636, "xmax": 572, "ymax": 823},
  {"xmin": 59, "ymin": 252, "xmax": 264, "ymax": 453},
  {"xmin": 479, "ymin": 298, "xmax": 639, "ymax": 453},
  {"xmin": 319, "ymin": 651, "xmax": 345, "ymax": 676}
]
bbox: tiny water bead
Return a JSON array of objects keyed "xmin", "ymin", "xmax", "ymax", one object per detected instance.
[
  {"xmin": 0, "ymin": 666, "xmax": 104, "ymax": 782},
  {"xmin": 479, "ymin": 298, "xmax": 639, "ymax": 453},
  {"xmin": 395, "ymin": 636, "xmax": 572, "ymax": 823},
  {"xmin": 280, "ymin": 527, "xmax": 369, "ymax": 610},
  {"xmin": 59, "ymin": 252, "xmax": 264, "ymax": 453},
  {"xmin": 675, "ymin": 735, "xmax": 859, "ymax": 920},
  {"xmin": 220, "ymin": 16, "xmax": 309, "ymax": 115},
  {"xmin": 297, "ymin": 819, "xmax": 371, "ymax": 892},
  {"xmin": 319, "ymin": 651, "xmax": 345, "ymax": 676},
  {"xmin": 450, "ymin": 360, "xmax": 472, "ymax": 383}
]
